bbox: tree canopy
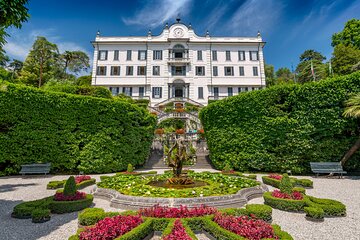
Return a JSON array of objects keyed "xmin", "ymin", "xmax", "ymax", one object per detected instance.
[{"xmin": 332, "ymin": 19, "xmax": 360, "ymax": 49}]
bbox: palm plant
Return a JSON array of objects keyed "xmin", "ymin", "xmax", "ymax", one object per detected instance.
[{"xmin": 340, "ymin": 94, "xmax": 360, "ymax": 166}]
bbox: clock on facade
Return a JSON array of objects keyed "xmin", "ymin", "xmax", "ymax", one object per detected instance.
[{"xmin": 173, "ymin": 28, "xmax": 184, "ymax": 38}]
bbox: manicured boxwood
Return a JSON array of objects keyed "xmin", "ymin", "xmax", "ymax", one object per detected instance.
[
  {"xmin": 263, "ymin": 192, "xmax": 306, "ymax": 212},
  {"xmin": 200, "ymin": 72, "xmax": 360, "ymax": 174},
  {"xmin": 50, "ymin": 194, "xmax": 93, "ymax": 214},
  {"xmin": 304, "ymin": 207, "xmax": 324, "ymax": 220},
  {"xmin": 262, "ymin": 176, "xmax": 281, "ymax": 188},
  {"xmin": 12, "ymin": 196, "xmax": 53, "ymax": 219},
  {"xmin": 262, "ymin": 176, "xmax": 313, "ymax": 189},
  {"xmin": 305, "ymin": 196, "xmax": 346, "ymax": 217},
  {"xmin": 76, "ymin": 179, "xmax": 96, "ymax": 189},
  {"xmin": 118, "ymin": 218, "xmax": 154, "ymax": 240},
  {"xmin": 78, "ymin": 208, "xmax": 107, "ymax": 226},
  {"xmin": 220, "ymin": 204, "xmax": 272, "ymax": 222},
  {"xmin": 47, "ymin": 180, "xmax": 66, "ymax": 189},
  {"xmin": 31, "ymin": 208, "xmax": 51, "ymax": 223},
  {"xmin": 292, "ymin": 187, "xmax": 306, "ymax": 194},
  {"xmin": 0, "ymin": 82, "xmax": 156, "ymax": 175}
]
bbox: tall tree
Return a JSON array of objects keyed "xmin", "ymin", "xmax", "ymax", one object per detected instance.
[
  {"xmin": 61, "ymin": 51, "xmax": 90, "ymax": 74},
  {"xmin": 332, "ymin": 19, "xmax": 360, "ymax": 49},
  {"xmin": 265, "ymin": 64, "xmax": 275, "ymax": 87},
  {"xmin": 340, "ymin": 94, "xmax": 360, "ymax": 166},
  {"xmin": 8, "ymin": 59, "xmax": 23, "ymax": 77},
  {"xmin": 275, "ymin": 67, "xmax": 294, "ymax": 84},
  {"xmin": 20, "ymin": 36, "xmax": 59, "ymax": 87},
  {"xmin": 0, "ymin": 51, "xmax": 9, "ymax": 66},
  {"xmin": 296, "ymin": 50, "xmax": 326, "ymax": 83},
  {"xmin": 299, "ymin": 50, "xmax": 326, "ymax": 62},
  {"xmin": 332, "ymin": 44, "xmax": 360, "ymax": 75}
]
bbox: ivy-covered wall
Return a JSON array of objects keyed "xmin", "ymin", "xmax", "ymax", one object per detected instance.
[
  {"xmin": 0, "ymin": 83, "xmax": 156, "ymax": 175},
  {"xmin": 200, "ymin": 72, "xmax": 360, "ymax": 174}
]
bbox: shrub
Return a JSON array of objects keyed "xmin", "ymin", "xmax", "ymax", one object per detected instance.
[
  {"xmin": 200, "ymin": 72, "xmax": 360, "ymax": 173},
  {"xmin": 78, "ymin": 215, "xmax": 143, "ymax": 240},
  {"xmin": 47, "ymin": 180, "xmax": 66, "ymax": 189},
  {"xmin": 78, "ymin": 208, "xmax": 106, "ymax": 226},
  {"xmin": 263, "ymin": 175, "xmax": 313, "ymax": 189},
  {"xmin": 12, "ymin": 196, "xmax": 53, "ymax": 219},
  {"xmin": 279, "ymin": 174, "xmax": 293, "ymax": 194},
  {"xmin": 0, "ymin": 83, "xmax": 156, "ymax": 175},
  {"xmin": 292, "ymin": 187, "xmax": 306, "ymax": 194},
  {"xmin": 292, "ymin": 178, "xmax": 313, "ymax": 188},
  {"xmin": 244, "ymin": 204, "xmax": 272, "ymax": 222},
  {"xmin": 47, "ymin": 178, "xmax": 95, "ymax": 190},
  {"xmin": 305, "ymin": 196, "xmax": 346, "ymax": 216},
  {"xmin": 64, "ymin": 176, "xmax": 77, "ymax": 196},
  {"xmin": 262, "ymin": 176, "xmax": 281, "ymax": 188},
  {"xmin": 304, "ymin": 207, "xmax": 324, "ymax": 220},
  {"xmin": 271, "ymin": 190, "xmax": 303, "ymax": 200},
  {"xmin": 76, "ymin": 178, "xmax": 96, "ymax": 189},
  {"xmin": 269, "ymin": 174, "xmax": 282, "ymax": 180},
  {"xmin": 75, "ymin": 175, "xmax": 91, "ymax": 184},
  {"xmin": 54, "ymin": 191, "xmax": 86, "ymax": 201},
  {"xmin": 126, "ymin": 164, "xmax": 134, "ymax": 173},
  {"xmin": 31, "ymin": 208, "xmax": 51, "ymax": 223},
  {"xmin": 49, "ymin": 194, "xmax": 93, "ymax": 214},
  {"xmin": 138, "ymin": 205, "xmax": 217, "ymax": 218},
  {"xmin": 162, "ymin": 219, "xmax": 193, "ymax": 240},
  {"xmin": 263, "ymin": 192, "xmax": 306, "ymax": 212}
]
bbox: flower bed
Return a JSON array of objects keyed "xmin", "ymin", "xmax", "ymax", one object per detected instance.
[
  {"xmin": 138, "ymin": 205, "xmax": 217, "ymax": 218},
  {"xmin": 79, "ymin": 215, "xmax": 143, "ymax": 240},
  {"xmin": 47, "ymin": 178, "xmax": 96, "ymax": 190},
  {"xmin": 271, "ymin": 190, "xmax": 303, "ymax": 200},
  {"xmin": 70, "ymin": 205, "xmax": 293, "ymax": 240},
  {"xmin": 213, "ymin": 213, "xmax": 276, "ymax": 240},
  {"xmin": 54, "ymin": 191, "xmax": 86, "ymax": 201},
  {"xmin": 262, "ymin": 175, "xmax": 313, "ymax": 188},
  {"xmin": 97, "ymin": 172, "xmax": 259, "ymax": 198},
  {"xmin": 75, "ymin": 175, "xmax": 91, "ymax": 184}
]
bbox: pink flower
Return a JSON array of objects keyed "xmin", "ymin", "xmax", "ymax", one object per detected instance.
[
  {"xmin": 268, "ymin": 174, "xmax": 282, "ymax": 180},
  {"xmin": 138, "ymin": 204, "xmax": 217, "ymax": 218},
  {"xmin": 271, "ymin": 190, "xmax": 303, "ymax": 200},
  {"xmin": 75, "ymin": 175, "xmax": 91, "ymax": 184},
  {"xmin": 54, "ymin": 191, "xmax": 86, "ymax": 201},
  {"xmin": 163, "ymin": 219, "xmax": 192, "ymax": 240}
]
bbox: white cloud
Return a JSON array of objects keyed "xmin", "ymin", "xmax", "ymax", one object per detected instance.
[
  {"xmin": 4, "ymin": 28, "xmax": 90, "ymax": 62},
  {"xmin": 226, "ymin": 0, "xmax": 284, "ymax": 36},
  {"xmin": 122, "ymin": 0, "xmax": 192, "ymax": 28}
]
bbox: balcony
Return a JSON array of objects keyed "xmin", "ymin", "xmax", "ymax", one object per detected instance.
[{"xmin": 168, "ymin": 57, "xmax": 191, "ymax": 64}]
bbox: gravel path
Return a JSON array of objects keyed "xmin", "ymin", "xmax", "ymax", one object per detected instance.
[{"xmin": 0, "ymin": 171, "xmax": 359, "ymax": 240}]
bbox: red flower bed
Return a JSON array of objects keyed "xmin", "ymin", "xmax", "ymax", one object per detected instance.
[
  {"xmin": 163, "ymin": 219, "xmax": 192, "ymax": 240},
  {"xmin": 214, "ymin": 213, "xmax": 276, "ymax": 240},
  {"xmin": 268, "ymin": 174, "xmax": 282, "ymax": 180},
  {"xmin": 79, "ymin": 215, "xmax": 143, "ymax": 240},
  {"xmin": 138, "ymin": 205, "xmax": 217, "ymax": 218},
  {"xmin": 54, "ymin": 191, "xmax": 86, "ymax": 201},
  {"xmin": 175, "ymin": 129, "xmax": 185, "ymax": 134},
  {"xmin": 75, "ymin": 175, "xmax": 91, "ymax": 184},
  {"xmin": 271, "ymin": 190, "xmax": 303, "ymax": 200}
]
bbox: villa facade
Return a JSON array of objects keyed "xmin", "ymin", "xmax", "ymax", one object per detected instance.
[{"xmin": 91, "ymin": 19, "xmax": 266, "ymax": 107}]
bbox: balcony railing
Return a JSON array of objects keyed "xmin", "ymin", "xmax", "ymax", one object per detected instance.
[{"xmin": 168, "ymin": 57, "xmax": 191, "ymax": 64}]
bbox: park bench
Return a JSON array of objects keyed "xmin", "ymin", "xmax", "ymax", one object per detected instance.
[
  {"xmin": 19, "ymin": 163, "xmax": 51, "ymax": 175},
  {"xmin": 310, "ymin": 162, "xmax": 347, "ymax": 178}
]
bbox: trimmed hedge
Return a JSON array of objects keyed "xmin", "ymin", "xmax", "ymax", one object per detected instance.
[
  {"xmin": 305, "ymin": 196, "xmax": 346, "ymax": 216},
  {"xmin": 220, "ymin": 204, "xmax": 272, "ymax": 222},
  {"xmin": 304, "ymin": 207, "xmax": 324, "ymax": 220},
  {"xmin": 200, "ymin": 72, "xmax": 360, "ymax": 173},
  {"xmin": 263, "ymin": 192, "xmax": 306, "ymax": 212},
  {"xmin": 262, "ymin": 176, "xmax": 313, "ymax": 188},
  {"xmin": 47, "ymin": 179, "xmax": 96, "ymax": 190},
  {"xmin": 31, "ymin": 208, "xmax": 51, "ymax": 223},
  {"xmin": 50, "ymin": 194, "xmax": 93, "ymax": 214},
  {"xmin": 0, "ymin": 83, "xmax": 156, "ymax": 175}
]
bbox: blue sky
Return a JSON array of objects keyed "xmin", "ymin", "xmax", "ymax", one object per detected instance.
[{"xmin": 4, "ymin": 0, "xmax": 360, "ymax": 72}]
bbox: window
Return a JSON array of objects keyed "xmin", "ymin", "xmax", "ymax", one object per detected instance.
[
  {"xmin": 197, "ymin": 50, "xmax": 202, "ymax": 61},
  {"xmin": 250, "ymin": 51, "xmax": 259, "ymax": 61},
  {"xmin": 238, "ymin": 51, "xmax": 245, "ymax": 61},
  {"xmin": 198, "ymin": 87, "xmax": 204, "ymax": 99},
  {"xmin": 123, "ymin": 87, "xmax": 132, "ymax": 96},
  {"xmin": 214, "ymin": 87, "xmax": 219, "ymax": 98},
  {"xmin": 253, "ymin": 66, "xmax": 259, "ymax": 76},
  {"xmin": 109, "ymin": 87, "xmax": 119, "ymax": 96},
  {"xmin": 114, "ymin": 50, "xmax": 119, "ymax": 60},
  {"xmin": 239, "ymin": 66, "xmax": 245, "ymax": 76},
  {"xmin": 213, "ymin": 66, "xmax": 218, "ymax": 76},
  {"xmin": 238, "ymin": 87, "xmax": 249, "ymax": 93},
  {"xmin": 110, "ymin": 66, "xmax": 120, "ymax": 76},
  {"xmin": 153, "ymin": 66, "xmax": 160, "ymax": 75},
  {"xmin": 152, "ymin": 87, "xmax": 162, "ymax": 98},
  {"xmin": 138, "ymin": 50, "xmax": 147, "ymax": 60},
  {"xmin": 96, "ymin": 66, "xmax": 107, "ymax": 75},
  {"xmin": 228, "ymin": 87, "xmax": 233, "ymax": 96},
  {"xmin": 245, "ymin": 87, "xmax": 249, "ymax": 92},
  {"xmin": 196, "ymin": 66, "xmax": 205, "ymax": 76},
  {"xmin": 126, "ymin": 50, "xmax": 132, "ymax": 60},
  {"xmin": 153, "ymin": 50, "xmax": 162, "ymax": 60},
  {"xmin": 139, "ymin": 87, "xmax": 145, "ymax": 98},
  {"xmin": 226, "ymin": 51, "xmax": 231, "ymax": 61},
  {"xmin": 98, "ymin": 50, "xmax": 108, "ymax": 60},
  {"xmin": 171, "ymin": 66, "xmax": 186, "ymax": 76},
  {"xmin": 137, "ymin": 66, "xmax": 146, "ymax": 75},
  {"xmin": 212, "ymin": 50, "xmax": 217, "ymax": 61},
  {"xmin": 224, "ymin": 67, "xmax": 234, "ymax": 76},
  {"xmin": 126, "ymin": 66, "xmax": 133, "ymax": 75}
]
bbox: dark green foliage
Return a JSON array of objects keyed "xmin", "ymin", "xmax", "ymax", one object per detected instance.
[
  {"xmin": 304, "ymin": 207, "xmax": 324, "ymax": 220},
  {"xmin": 63, "ymin": 176, "xmax": 76, "ymax": 196},
  {"xmin": 279, "ymin": 174, "xmax": 293, "ymax": 194},
  {"xmin": 43, "ymin": 82, "xmax": 112, "ymax": 99},
  {"xmin": 119, "ymin": 218, "xmax": 154, "ymax": 240},
  {"xmin": 262, "ymin": 176, "xmax": 281, "ymax": 188},
  {"xmin": 127, "ymin": 163, "xmax": 134, "ymax": 173},
  {"xmin": 76, "ymin": 75, "xmax": 91, "ymax": 86},
  {"xmin": 47, "ymin": 178, "xmax": 95, "ymax": 190},
  {"xmin": 244, "ymin": 204, "xmax": 272, "ymax": 222},
  {"xmin": 0, "ymin": 83, "xmax": 156, "ymax": 175},
  {"xmin": 76, "ymin": 179, "xmax": 96, "ymax": 189},
  {"xmin": 12, "ymin": 196, "xmax": 53, "ymax": 219},
  {"xmin": 262, "ymin": 176, "xmax": 313, "ymax": 189},
  {"xmin": 31, "ymin": 208, "xmax": 51, "ymax": 223},
  {"xmin": 263, "ymin": 192, "xmax": 306, "ymax": 212},
  {"xmin": 304, "ymin": 196, "xmax": 346, "ymax": 216},
  {"xmin": 78, "ymin": 208, "xmax": 106, "ymax": 226},
  {"xmin": 49, "ymin": 194, "xmax": 93, "ymax": 214},
  {"xmin": 200, "ymin": 72, "xmax": 360, "ymax": 173}
]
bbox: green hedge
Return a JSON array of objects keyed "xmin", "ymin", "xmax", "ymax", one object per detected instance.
[
  {"xmin": 220, "ymin": 204, "xmax": 272, "ymax": 222},
  {"xmin": 263, "ymin": 192, "xmax": 306, "ymax": 212},
  {"xmin": 262, "ymin": 176, "xmax": 313, "ymax": 188},
  {"xmin": 47, "ymin": 178, "xmax": 96, "ymax": 190},
  {"xmin": 50, "ymin": 194, "xmax": 93, "ymax": 214},
  {"xmin": 200, "ymin": 72, "xmax": 360, "ymax": 173},
  {"xmin": 0, "ymin": 83, "xmax": 156, "ymax": 175},
  {"xmin": 304, "ymin": 207, "xmax": 324, "ymax": 220}
]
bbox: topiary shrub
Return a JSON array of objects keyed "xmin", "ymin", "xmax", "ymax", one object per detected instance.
[
  {"xmin": 31, "ymin": 208, "xmax": 51, "ymax": 223},
  {"xmin": 63, "ymin": 176, "xmax": 77, "ymax": 196},
  {"xmin": 304, "ymin": 207, "xmax": 324, "ymax": 220},
  {"xmin": 127, "ymin": 163, "xmax": 134, "ymax": 173},
  {"xmin": 49, "ymin": 194, "xmax": 93, "ymax": 214},
  {"xmin": 263, "ymin": 192, "xmax": 306, "ymax": 212},
  {"xmin": 292, "ymin": 187, "xmax": 306, "ymax": 194},
  {"xmin": 245, "ymin": 204, "xmax": 272, "ymax": 222},
  {"xmin": 279, "ymin": 174, "xmax": 293, "ymax": 194}
]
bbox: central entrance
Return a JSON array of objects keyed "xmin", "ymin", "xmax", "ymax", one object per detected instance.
[
  {"xmin": 169, "ymin": 79, "xmax": 189, "ymax": 98},
  {"xmin": 175, "ymin": 87, "xmax": 183, "ymax": 97}
]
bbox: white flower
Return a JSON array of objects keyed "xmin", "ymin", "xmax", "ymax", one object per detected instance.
[
  {"xmin": 192, "ymin": 191, "xmax": 196, "ymax": 194},
  {"xmin": 200, "ymin": 194, "xmax": 203, "ymax": 197}
]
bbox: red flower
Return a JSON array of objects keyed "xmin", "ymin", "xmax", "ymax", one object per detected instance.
[
  {"xmin": 268, "ymin": 174, "xmax": 282, "ymax": 180},
  {"xmin": 54, "ymin": 191, "xmax": 86, "ymax": 201},
  {"xmin": 271, "ymin": 190, "xmax": 303, "ymax": 200},
  {"xmin": 175, "ymin": 129, "xmax": 185, "ymax": 134},
  {"xmin": 163, "ymin": 219, "xmax": 192, "ymax": 240},
  {"xmin": 79, "ymin": 215, "xmax": 143, "ymax": 240},
  {"xmin": 213, "ymin": 213, "xmax": 277, "ymax": 240},
  {"xmin": 75, "ymin": 175, "xmax": 91, "ymax": 184},
  {"xmin": 138, "ymin": 205, "xmax": 217, "ymax": 218}
]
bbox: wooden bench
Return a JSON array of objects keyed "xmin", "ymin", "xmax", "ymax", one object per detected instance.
[
  {"xmin": 310, "ymin": 162, "xmax": 347, "ymax": 178},
  {"xmin": 19, "ymin": 163, "xmax": 51, "ymax": 175}
]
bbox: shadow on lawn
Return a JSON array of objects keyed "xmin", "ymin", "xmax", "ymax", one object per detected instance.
[
  {"xmin": 0, "ymin": 199, "xmax": 78, "ymax": 240},
  {"xmin": 0, "ymin": 183, "xmax": 37, "ymax": 193}
]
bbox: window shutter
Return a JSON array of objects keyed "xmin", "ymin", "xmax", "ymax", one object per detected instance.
[
  {"xmin": 159, "ymin": 87, "xmax": 162, "ymax": 98},
  {"xmin": 130, "ymin": 87, "xmax": 133, "ymax": 96},
  {"xmin": 152, "ymin": 87, "xmax": 155, "ymax": 98}
]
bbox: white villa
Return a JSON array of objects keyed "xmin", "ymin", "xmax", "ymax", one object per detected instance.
[{"xmin": 91, "ymin": 18, "xmax": 266, "ymax": 107}]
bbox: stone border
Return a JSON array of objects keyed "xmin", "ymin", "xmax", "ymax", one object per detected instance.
[{"xmin": 91, "ymin": 184, "xmax": 268, "ymax": 210}]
